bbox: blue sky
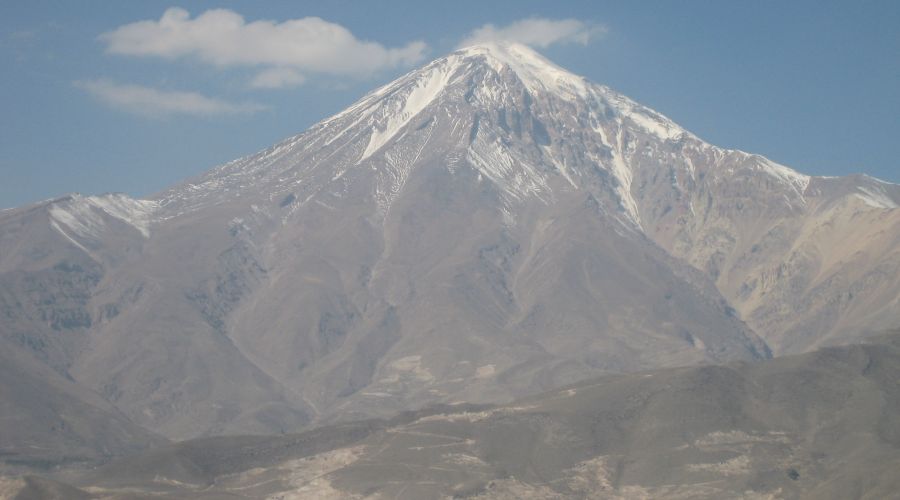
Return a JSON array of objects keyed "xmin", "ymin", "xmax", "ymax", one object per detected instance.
[{"xmin": 1, "ymin": 1, "xmax": 898, "ymax": 208}]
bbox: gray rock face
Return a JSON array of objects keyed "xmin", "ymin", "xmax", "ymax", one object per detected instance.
[{"xmin": 0, "ymin": 43, "xmax": 897, "ymax": 442}]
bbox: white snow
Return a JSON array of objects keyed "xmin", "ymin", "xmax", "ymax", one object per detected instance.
[
  {"xmin": 862, "ymin": 173, "xmax": 900, "ymax": 186},
  {"xmin": 855, "ymin": 186, "xmax": 899, "ymax": 209},
  {"xmin": 359, "ymin": 58, "xmax": 458, "ymax": 162},
  {"xmin": 374, "ymin": 117, "xmax": 437, "ymax": 214},
  {"xmin": 609, "ymin": 128, "xmax": 641, "ymax": 227},
  {"xmin": 540, "ymin": 145, "xmax": 578, "ymax": 188},
  {"xmin": 754, "ymin": 157, "xmax": 811, "ymax": 193},
  {"xmin": 622, "ymin": 109, "xmax": 685, "ymax": 141},
  {"xmin": 49, "ymin": 220, "xmax": 91, "ymax": 254},
  {"xmin": 457, "ymin": 43, "xmax": 590, "ymax": 100},
  {"xmin": 467, "ymin": 133, "xmax": 551, "ymax": 203},
  {"xmin": 49, "ymin": 193, "xmax": 159, "ymax": 243},
  {"xmin": 591, "ymin": 86, "xmax": 690, "ymax": 142},
  {"xmin": 586, "ymin": 126, "xmax": 642, "ymax": 228},
  {"xmin": 86, "ymin": 193, "xmax": 158, "ymax": 237},
  {"xmin": 49, "ymin": 196, "xmax": 108, "ymax": 241}
]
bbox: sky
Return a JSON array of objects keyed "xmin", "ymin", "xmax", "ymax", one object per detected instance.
[{"xmin": 1, "ymin": 1, "xmax": 898, "ymax": 209}]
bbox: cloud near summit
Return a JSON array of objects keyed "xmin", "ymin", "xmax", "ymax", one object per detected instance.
[
  {"xmin": 100, "ymin": 7, "xmax": 428, "ymax": 88},
  {"xmin": 459, "ymin": 18, "xmax": 605, "ymax": 49},
  {"xmin": 86, "ymin": 10, "xmax": 602, "ymax": 117}
]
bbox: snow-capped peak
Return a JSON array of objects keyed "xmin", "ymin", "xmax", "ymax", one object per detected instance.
[
  {"xmin": 156, "ymin": 42, "xmax": 900, "ymax": 234},
  {"xmin": 454, "ymin": 43, "xmax": 690, "ymax": 140},
  {"xmin": 455, "ymin": 42, "xmax": 591, "ymax": 100}
]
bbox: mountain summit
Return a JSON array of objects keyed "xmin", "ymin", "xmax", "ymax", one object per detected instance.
[
  {"xmin": 1, "ymin": 44, "xmax": 898, "ymax": 444},
  {"xmin": 157, "ymin": 42, "xmax": 695, "ymax": 225}
]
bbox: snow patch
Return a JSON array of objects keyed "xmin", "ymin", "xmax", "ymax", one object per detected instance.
[
  {"xmin": 88, "ymin": 194, "xmax": 158, "ymax": 237},
  {"xmin": 862, "ymin": 173, "xmax": 900, "ymax": 186},
  {"xmin": 754, "ymin": 157, "xmax": 811, "ymax": 193},
  {"xmin": 49, "ymin": 193, "xmax": 159, "ymax": 243},
  {"xmin": 587, "ymin": 127, "xmax": 642, "ymax": 228},
  {"xmin": 49, "ymin": 220, "xmax": 91, "ymax": 253},
  {"xmin": 593, "ymin": 87, "xmax": 690, "ymax": 142},
  {"xmin": 467, "ymin": 133, "xmax": 551, "ymax": 203},
  {"xmin": 623, "ymin": 109, "xmax": 685, "ymax": 141},
  {"xmin": 374, "ymin": 117, "xmax": 437, "ymax": 214},
  {"xmin": 541, "ymin": 145, "xmax": 578, "ymax": 188},
  {"xmin": 856, "ymin": 186, "xmax": 899, "ymax": 209},
  {"xmin": 360, "ymin": 59, "xmax": 457, "ymax": 162}
]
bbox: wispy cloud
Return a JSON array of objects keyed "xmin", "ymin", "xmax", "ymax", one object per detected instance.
[
  {"xmin": 76, "ymin": 80, "xmax": 265, "ymax": 117},
  {"xmin": 249, "ymin": 67, "xmax": 306, "ymax": 89},
  {"xmin": 459, "ymin": 18, "xmax": 605, "ymax": 49},
  {"xmin": 99, "ymin": 7, "xmax": 428, "ymax": 88}
]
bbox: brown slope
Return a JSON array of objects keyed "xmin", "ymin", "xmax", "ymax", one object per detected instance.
[
  {"xmin": 0, "ymin": 339, "xmax": 165, "ymax": 475},
  {"xmin": 630, "ymin": 139, "xmax": 900, "ymax": 354},
  {"xmin": 29, "ymin": 330, "xmax": 900, "ymax": 499}
]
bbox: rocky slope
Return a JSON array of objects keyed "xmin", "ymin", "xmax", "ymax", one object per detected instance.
[
  {"xmin": 0, "ymin": 338, "xmax": 164, "ymax": 476},
  {"xmin": 15, "ymin": 331, "xmax": 900, "ymax": 499}
]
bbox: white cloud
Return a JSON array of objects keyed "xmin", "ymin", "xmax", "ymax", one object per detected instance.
[
  {"xmin": 249, "ymin": 67, "xmax": 306, "ymax": 89},
  {"xmin": 100, "ymin": 7, "xmax": 428, "ymax": 86},
  {"xmin": 76, "ymin": 80, "xmax": 265, "ymax": 117},
  {"xmin": 459, "ymin": 18, "xmax": 605, "ymax": 49}
]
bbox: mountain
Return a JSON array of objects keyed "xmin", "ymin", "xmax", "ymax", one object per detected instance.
[
  {"xmin": 0, "ymin": 337, "xmax": 165, "ymax": 475},
  {"xmin": 0, "ymin": 42, "xmax": 897, "ymax": 443},
  {"xmin": 15, "ymin": 331, "xmax": 900, "ymax": 499}
]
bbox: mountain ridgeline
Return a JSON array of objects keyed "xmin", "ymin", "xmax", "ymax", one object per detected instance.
[{"xmin": 1, "ymin": 42, "xmax": 898, "ymax": 458}]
